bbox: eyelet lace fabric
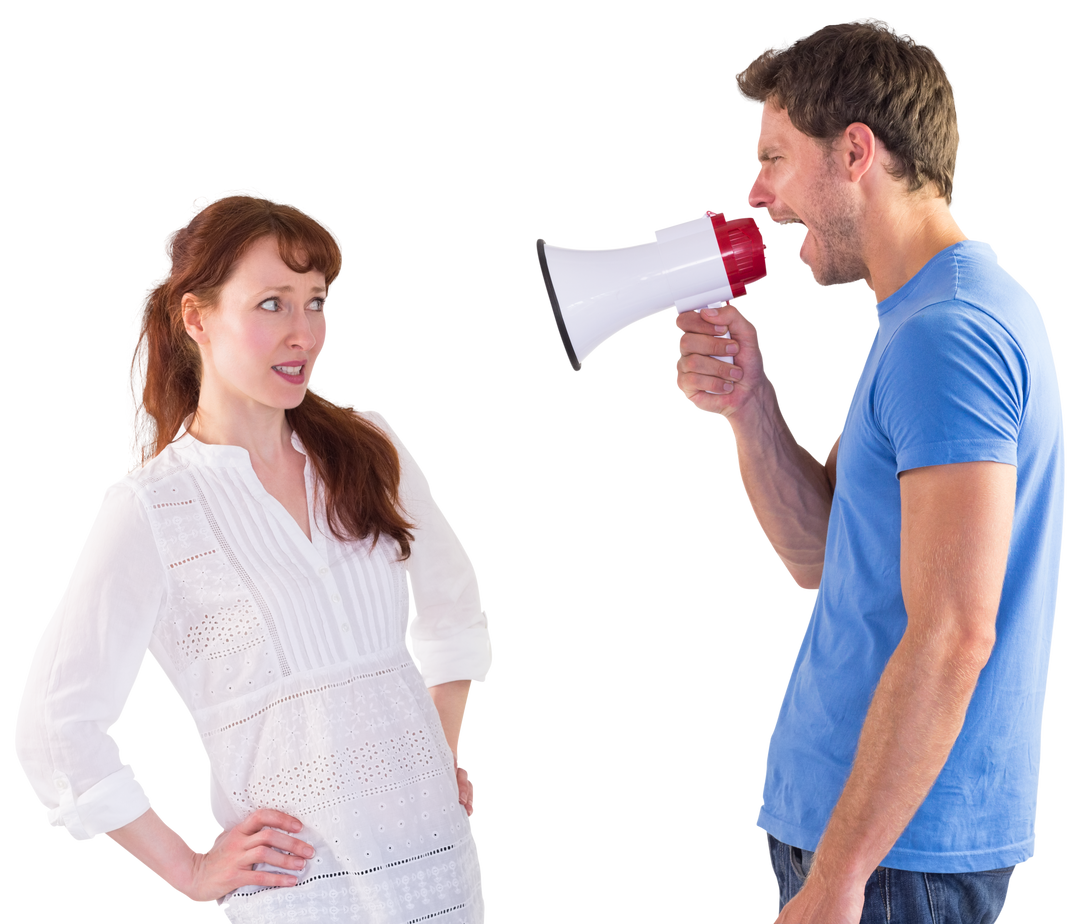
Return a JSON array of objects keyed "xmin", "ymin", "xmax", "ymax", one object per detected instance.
[
  {"xmin": 18, "ymin": 415, "xmax": 488, "ymax": 923},
  {"xmin": 213, "ymin": 653, "xmax": 482, "ymax": 924},
  {"xmin": 144, "ymin": 438, "xmax": 484, "ymax": 923}
]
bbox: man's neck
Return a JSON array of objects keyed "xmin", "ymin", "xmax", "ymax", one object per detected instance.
[{"xmin": 861, "ymin": 193, "xmax": 966, "ymax": 304}]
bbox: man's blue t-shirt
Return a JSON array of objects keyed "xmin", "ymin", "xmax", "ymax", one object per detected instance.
[{"xmin": 758, "ymin": 241, "xmax": 1064, "ymax": 873}]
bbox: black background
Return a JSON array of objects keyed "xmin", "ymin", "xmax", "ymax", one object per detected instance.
[{"xmin": 14, "ymin": 16, "xmax": 1062, "ymax": 924}]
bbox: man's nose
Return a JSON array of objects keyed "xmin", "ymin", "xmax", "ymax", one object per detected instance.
[{"xmin": 748, "ymin": 173, "xmax": 771, "ymax": 210}]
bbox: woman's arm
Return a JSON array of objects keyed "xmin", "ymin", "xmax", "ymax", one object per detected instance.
[
  {"xmin": 429, "ymin": 679, "xmax": 473, "ymax": 814},
  {"xmin": 361, "ymin": 412, "xmax": 492, "ymax": 686},
  {"xmin": 17, "ymin": 485, "xmax": 164, "ymax": 838},
  {"xmin": 362, "ymin": 413, "xmax": 488, "ymax": 816},
  {"xmin": 109, "ymin": 807, "xmax": 314, "ymax": 900},
  {"xmin": 429, "ymin": 673, "xmax": 473, "ymax": 759},
  {"xmin": 105, "ymin": 811, "xmax": 200, "ymax": 898}
]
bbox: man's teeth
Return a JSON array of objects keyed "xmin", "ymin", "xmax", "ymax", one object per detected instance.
[{"xmin": 274, "ymin": 365, "xmax": 303, "ymax": 375}]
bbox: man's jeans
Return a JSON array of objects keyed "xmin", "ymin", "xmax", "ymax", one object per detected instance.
[{"xmin": 767, "ymin": 833, "xmax": 1013, "ymax": 923}]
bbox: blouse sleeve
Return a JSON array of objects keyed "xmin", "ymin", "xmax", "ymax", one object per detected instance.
[
  {"xmin": 362, "ymin": 412, "xmax": 491, "ymax": 686},
  {"xmin": 16, "ymin": 483, "xmax": 166, "ymax": 839}
]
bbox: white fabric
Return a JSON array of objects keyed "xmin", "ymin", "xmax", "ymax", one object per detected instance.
[{"xmin": 17, "ymin": 412, "xmax": 488, "ymax": 923}]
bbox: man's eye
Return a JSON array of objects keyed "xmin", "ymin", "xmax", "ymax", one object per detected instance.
[{"xmin": 258, "ymin": 298, "xmax": 280, "ymax": 311}]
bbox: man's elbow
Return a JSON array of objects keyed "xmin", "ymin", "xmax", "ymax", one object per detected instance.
[
  {"xmin": 959, "ymin": 623, "xmax": 997, "ymax": 671},
  {"xmin": 787, "ymin": 563, "xmax": 823, "ymax": 590},
  {"xmin": 918, "ymin": 616, "xmax": 998, "ymax": 678}
]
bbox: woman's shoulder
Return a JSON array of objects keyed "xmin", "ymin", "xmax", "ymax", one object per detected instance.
[
  {"xmin": 349, "ymin": 410, "xmax": 424, "ymax": 493},
  {"xmin": 81, "ymin": 476, "xmax": 164, "ymax": 554},
  {"xmin": 118, "ymin": 439, "xmax": 195, "ymax": 500},
  {"xmin": 353, "ymin": 410, "xmax": 402, "ymax": 449},
  {"xmin": 354, "ymin": 409, "xmax": 390, "ymax": 430}
]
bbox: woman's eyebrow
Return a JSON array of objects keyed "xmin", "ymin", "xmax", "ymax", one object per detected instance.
[{"xmin": 256, "ymin": 283, "xmax": 328, "ymax": 295}]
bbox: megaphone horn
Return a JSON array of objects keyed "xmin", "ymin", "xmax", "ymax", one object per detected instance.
[{"xmin": 537, "ymin": 212, "xmax": 766, "ymax": 370}]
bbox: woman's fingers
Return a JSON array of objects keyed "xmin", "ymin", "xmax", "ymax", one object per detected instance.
[
  {"xmin": 234, "ymin": 808, "xmax": 314, "ymax": 864},
  {"xmin": 457, "ymin": 766, "xmax": 474, "ymax": 816},
  {"xmin": 235, "ymin": 808, "xmax": 304, "ymax": 836},
  {"xmin": 188, "ymin": 810, "xmax": 315, "ymax": 898}
]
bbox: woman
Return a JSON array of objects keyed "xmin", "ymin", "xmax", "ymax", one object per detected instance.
[{"xmin": 17, "ymin": 196, "xmax": 490, "ymax": 922}]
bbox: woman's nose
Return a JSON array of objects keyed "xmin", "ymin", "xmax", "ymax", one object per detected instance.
[{"xmin": 288, "ymin": 312, "xmax": 318, "ymax": 350}]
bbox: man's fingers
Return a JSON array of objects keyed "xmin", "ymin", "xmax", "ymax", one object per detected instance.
[
  {"xmin": 680, "ymin": 330, "xmax": 741, "ymax": 358},
  {"xmin": 673, "ymin": 302, "xmax": 743, "ymax": 332}
]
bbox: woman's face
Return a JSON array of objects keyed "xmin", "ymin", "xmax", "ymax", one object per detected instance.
[{"xmin": 184, "ymin": 235, "xmax": 328, "ymax": 415}]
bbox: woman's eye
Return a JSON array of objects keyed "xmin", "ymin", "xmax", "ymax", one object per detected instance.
[{"xmin": 260, "ymin": 297, "xmax": 326, "ymax": 313}]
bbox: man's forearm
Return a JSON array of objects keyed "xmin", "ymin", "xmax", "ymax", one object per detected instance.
[
  {"xmin": 728, "ymin": 380, "xmax": 835, "ymax": 588},
  {"xmin": 805, "ymin": 625, "xmax": 992, "ymax": 891}
]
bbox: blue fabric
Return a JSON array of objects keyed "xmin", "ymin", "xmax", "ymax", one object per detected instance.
[
  {"xmin": 758, "ymin": 242, "xmax": 1064, "ymax": 872},
  {"xmin": 767, "ymin": 834, "xmax": 1013, "ymax": 923}
]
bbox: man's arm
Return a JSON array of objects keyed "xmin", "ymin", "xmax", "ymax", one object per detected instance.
[
  {"xmin": 774, "ymin": 460, "xmax": 1015, "ymax": 924},
  {"xmin": 730, "ymin": 390, "xmax": 838, "ymax": 591},
  {"xmin": 676, "ymin": 304, "xmax": 836, "ymax": 587}
]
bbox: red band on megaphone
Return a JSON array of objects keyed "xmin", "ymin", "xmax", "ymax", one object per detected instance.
[{"xmin": 708, "ymin": 212, "xmax": 767, "ymax": 298}]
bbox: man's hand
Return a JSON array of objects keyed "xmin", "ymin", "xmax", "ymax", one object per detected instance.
[
  {"xmin": 676, "ymin": 302, "xmax": 766, "ymax": 419},
  {"xmin": 774, "ymin": 874, "xmax": 865, "ymax": 924}
]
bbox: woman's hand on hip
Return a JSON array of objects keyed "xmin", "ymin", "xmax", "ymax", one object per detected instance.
[
  {"xmin": 187, "ymin": 809, "xmax": 314, "ymax": 900},
  {"xmin": 455, "ymin": 761, "xmax": 474, "ymax": 816}
]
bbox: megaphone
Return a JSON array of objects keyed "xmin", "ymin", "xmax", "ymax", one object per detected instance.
[{"xmin": 537, "ymin": 212, "xmax": 766, "ymax": 369}]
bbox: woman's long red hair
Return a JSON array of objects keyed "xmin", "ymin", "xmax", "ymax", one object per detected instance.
[{"xmin": 134, "ymin": 196, "xmax": 413, "ymax": 557}]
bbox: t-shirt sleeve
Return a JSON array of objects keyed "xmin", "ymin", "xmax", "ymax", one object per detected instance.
[
  {"xmin": 360, "ymin": 412, "xmax": 491, "ymax": 687},
  {"xmin": 16, "ymin": 483, "xmax": 166, "ymax": 838},
  {"xmin": 874, "ymin": 302, "xmax": 1027, "ymax": 475}
]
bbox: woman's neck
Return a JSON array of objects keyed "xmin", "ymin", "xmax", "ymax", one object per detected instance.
[{"xmin": 187, "ymin": 392, "xmax": 297, "ymax": 469}]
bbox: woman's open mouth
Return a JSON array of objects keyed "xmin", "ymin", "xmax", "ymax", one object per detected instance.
[{"xmin": 272, "ymin": 363, "xmax": 306, "ymax": 384}]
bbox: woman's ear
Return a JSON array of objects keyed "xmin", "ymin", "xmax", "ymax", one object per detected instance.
[{"xmin": 181, "ymin": 293, "xmax": 210, "ymax": 345}]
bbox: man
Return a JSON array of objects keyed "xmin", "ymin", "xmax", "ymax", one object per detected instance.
[{"xmin": 676, "ymin": 22, "xmax": 1063, "ymax": 924}]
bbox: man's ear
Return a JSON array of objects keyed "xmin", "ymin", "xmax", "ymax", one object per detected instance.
[
  {"xmin": 181, "ymin": 293, "xmax": 210, "ymax": 345},
  {"xmin": 839, "ymin": 122, "xmax": 877, "ymax": 184}
]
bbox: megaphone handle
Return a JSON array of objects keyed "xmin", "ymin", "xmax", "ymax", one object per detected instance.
[{"xmin": 700, "ymin": 300, "xmax": 734, "ymax": 395}]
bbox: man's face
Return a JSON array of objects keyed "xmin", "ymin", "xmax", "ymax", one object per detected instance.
[{"xmin": 749, "ymin": 103, "xmax": 866, "ymax": 286}]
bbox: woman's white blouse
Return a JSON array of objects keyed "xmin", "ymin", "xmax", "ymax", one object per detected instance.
[{"xmin": 17, "ymin": 413, "xmax": 489, "ymax": 923}]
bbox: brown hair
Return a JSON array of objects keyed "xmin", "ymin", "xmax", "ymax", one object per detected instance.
[
  {"xmin": 134, "ymin": 195, "xmax": 414, "ymax": 556},
  {"xmin": 737, "ymin": 21, "xmax": 958, "ymax": 203}
]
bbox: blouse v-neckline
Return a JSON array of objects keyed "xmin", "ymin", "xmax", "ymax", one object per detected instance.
[
  {"xmin": 173, "ymin": 430, "xmax": 328, "ymax": 564},
  {"xmin": 254, "ymin": 451, "xmax": 315, "ymax": 544}
]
